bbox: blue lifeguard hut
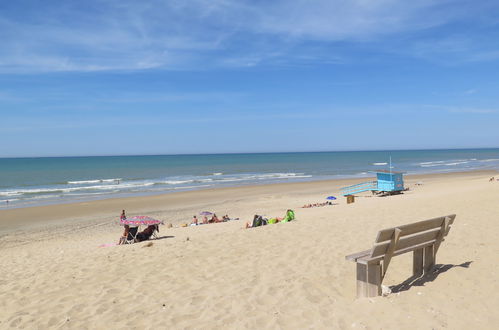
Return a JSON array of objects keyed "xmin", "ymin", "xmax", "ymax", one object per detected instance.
[{"xmin": 340, "ymin": 170, "xmax": 405, "ymax": 196}]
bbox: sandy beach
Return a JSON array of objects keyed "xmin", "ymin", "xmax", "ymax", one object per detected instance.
[{"xmin": 1, "ymin": 170, "xmax": 498, "ymax": 329}]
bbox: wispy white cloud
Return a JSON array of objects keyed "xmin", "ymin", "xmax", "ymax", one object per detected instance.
[
  {"xmin": 422, "ymin": 104, "xmax": 498, "ymax": 114},
  {"xmin": 464, "ymin": 89, "xmax": 477, "ymax": 95},
  {"xmin": 1, "ymin": 0, "xmax": 499, "ymax": 72}
]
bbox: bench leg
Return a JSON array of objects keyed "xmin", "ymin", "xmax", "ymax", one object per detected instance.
[
  {"xmin": 424, "ymin": 245, "xmax": 435, "ymax": 274},
  {"xmin": 367, "ymin": 263, "xmax": 382, "ymax": 297},
  {"xmin": 356, "ymin": 263, "xmax": 368, "ymax": 298},
  {"xmin": 356, "ymin": 262, "xmax": 382, "ymax": 298},
  {"xmin": 413, "ymin": 248, "xmax": 424, "ymax": 276}
]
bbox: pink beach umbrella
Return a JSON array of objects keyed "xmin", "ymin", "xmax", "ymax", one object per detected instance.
[{"xmin": 120, "ymin": 215, "xmax": 163, "ymax": 226}]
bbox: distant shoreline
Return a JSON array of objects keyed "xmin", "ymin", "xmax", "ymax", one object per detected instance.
[
  {"xmin": 0, "ymin": 166, "xmax": 499, "ymax": 213},
  {"xmin": 1, "ymin": 169, "xmax": 496, "ymax": 235},
  {"xmin": 2, "ymin": 148, "xmax": 499, "ymax": 210}
]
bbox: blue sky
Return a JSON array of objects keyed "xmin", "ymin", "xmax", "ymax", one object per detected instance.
[{"xmin": 1, "ymin": 0, "xmax": 499, "ymax": 157}]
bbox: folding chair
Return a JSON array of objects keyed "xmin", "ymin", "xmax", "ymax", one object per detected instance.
[
  {"xmin": 124, "ymin": 226, "xmax": 139, "ymax": 244},
  {"xmin": 151, "ymin": 225, "xmax": 160, "ymax": 239}
]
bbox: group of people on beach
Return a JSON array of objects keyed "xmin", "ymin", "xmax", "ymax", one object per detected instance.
[
  {"xmin": 190, "ymin": 214, "xmax": 233, "ymax": 225},
  {"xmin": 118, "ymin": 210, "xmax": 158, "ymax": 244},
  {"xmin": 117, "ymin": 206, "xmax": 295, "ymax": 244},
  {"xmin": 301, "ymin": 201, "xmax": 333, "ymax": 208}
]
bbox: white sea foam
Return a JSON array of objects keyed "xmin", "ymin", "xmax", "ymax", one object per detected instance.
[
  {"xmin": 419, "ymin": 160, "xmax": 446, "ymax": 166},
  {"xmin": 0, "ymin": 182, "xmax": 155, "ymax": 197},
  {"xmin": 444, "ymin": 161, "xmax": 469, "ymax": 166},
  {"xmin": 217, "ymin": 173, "xmax": 312, "ymax": 183},
  {"xmin": 173, "ymin": 185, "xmax": 211, "ymax": 190},
  {"xmin": 479, "ymin": 158, "xmax": 499, "ymax": 162},
  {"xmin": 420, "ymin": 159, "xmax": 474, "ymax": 167},
  {"xmin": 156, "ymin": 180, "xmax": 194, "ymax": 185},
  {"xmin": 372, "ymin": 162, "xmax": 388, "ymax": 166},
  {"xmin": 0, "ymin": 191, "xmax": 23, "ymax": 196},
  {"xmin": 68, "ymin": 178, "xmax": 121, "ymax": 184},
  {"xmin": 212, "ymin": 172, "xmax": 223, "ymax": 176}
]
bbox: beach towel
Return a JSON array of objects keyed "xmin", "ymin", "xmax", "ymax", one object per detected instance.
[{"xmin": 99, "ymin": 243, "xmax": 117, "ymax": 248}]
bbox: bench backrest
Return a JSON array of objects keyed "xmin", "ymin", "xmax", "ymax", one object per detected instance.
[{"xmin": 369, "ymin": 214, "xmax": 456, "ymax": 260}]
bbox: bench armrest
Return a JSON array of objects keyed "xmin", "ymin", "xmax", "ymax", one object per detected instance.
[{"xmin": 345, "ymin": 249, "xmax": 371, "ymax": 262}]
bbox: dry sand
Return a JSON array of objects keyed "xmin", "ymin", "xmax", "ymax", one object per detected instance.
[{"xmin": 1, "ymin": 171, "xmax": 498, "ymax": 329}]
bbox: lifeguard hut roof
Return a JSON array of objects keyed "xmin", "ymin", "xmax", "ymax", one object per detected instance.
[{"xmin": 372, "ymin": 170, "xmax": 404, "ymax": 174}]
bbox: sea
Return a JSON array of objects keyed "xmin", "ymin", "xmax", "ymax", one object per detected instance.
[{"xmin": 1, "ymin": 148, "xmax": 499, "ymax": 209}]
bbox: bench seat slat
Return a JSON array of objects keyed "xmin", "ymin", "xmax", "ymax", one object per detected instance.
[{"xmin": 375, "ymin": 214, "xmax": 455, "ymax": 243}]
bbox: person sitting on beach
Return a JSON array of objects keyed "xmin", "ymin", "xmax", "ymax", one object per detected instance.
[
  {"xmin": 490, "ymin": 177, "xmax": 495, "ymax": 182},
  {"xmin": 118, "ymin": 225, "xmax": 130, "ymax": 244},
  {"xmin": 191, "ymin": 215, "xmax": 198, "ymax": 225},
  {"xmin": 118, "ymin": 224, "xmax": 139, "ymax": 244},
  {"xmin": 135, "ymin": 225, "xmax": 159, "ymax": 242},
  {"xmin": 211, "ymin": 214, "xmax": 221, "ymax": 223},
  {"xmin": 120, "ymin": 210, "xmax": 126, "ymax": 221},
  {"xmin": 202, "ymin": 216, "xmax": 209, "ymax": 224}
]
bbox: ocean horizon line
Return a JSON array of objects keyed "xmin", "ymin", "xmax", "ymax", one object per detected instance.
[{"xmin": 2, "ymin": 146, "xmax": 499, "ymax": 160}]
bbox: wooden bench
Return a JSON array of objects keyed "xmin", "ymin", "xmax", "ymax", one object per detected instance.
[{"xmin": 345, "ymin": 214, "xmax": 456, "ymax": 298}]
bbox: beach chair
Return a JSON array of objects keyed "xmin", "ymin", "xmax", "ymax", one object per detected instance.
[
  {"xmin": 151, "ymin": 225, "xmax": 160, "ymax": 239},
  {"xmin": 124, "ymin": 226, "xmax": 139, "ymax": 244}
]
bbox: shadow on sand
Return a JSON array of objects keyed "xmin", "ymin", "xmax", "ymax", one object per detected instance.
[
  {"xmin": 390, "ymin": 261, "xmax": 473, "ymax": 293},
  {"xmin": 153, "ymin": 235, "xmax": 175, "ymax": 241}
]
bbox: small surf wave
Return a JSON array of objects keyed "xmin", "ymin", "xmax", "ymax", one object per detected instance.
[
  {"xmin": 155, "ymin": 180, "xmax": 194, "ymax": 185},
  {"xmin": 479, "ymin": 158, "xmax": 499, "ymax": 162},
  {"xmin": 68, "ymin": 178, "xmax": 121, "ymax": 184},
  {"xmin": 372, "ymin": 162, "xmax": 387, "ymax": 166},
  {"xmin": 419, "ymin": 160, "xmax": 471, "ymax": 167},
  {"xmin": 444, "ymin": 161, "xmax": 469, "ymax": 166},
  {"xmin": 173, "ymin": 184, "xmax": 212, "ymax": 190},
  {"xmin": 419, "ymin": 160, "xmax": 446, "ymax": 166}
]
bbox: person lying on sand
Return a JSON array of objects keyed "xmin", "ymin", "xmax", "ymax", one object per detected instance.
[
  {"xmin": 246, "ymin": 210, "xmax": 294, "ymax": 228},
  {"xmin": 210, "ymin": 214, "xmax": 222, "ymax": 223},
  {"xmin": 245, "ymin": 215, "xmax": 267, "ymax": 228},
  {"xmin": 302, "ymin": 202, "xmax": 329, "ymax": 208}
]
